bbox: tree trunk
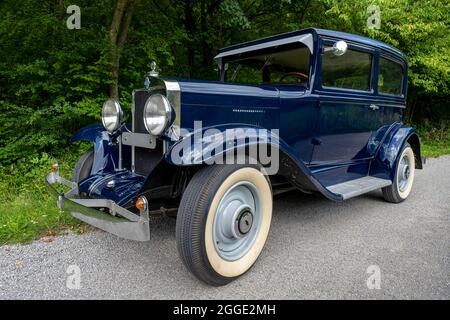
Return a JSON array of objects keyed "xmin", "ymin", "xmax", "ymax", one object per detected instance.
[
  {"xmin": 109, "ymin": 0, "xmax": 138, "ymax": 99},
  {"xmin": 183, "ymin": 0, "xmax": 196, "ymax": 78},
  {"xmin": 299, "ymin": 0, "xmax": 311, "ymax": 24}
]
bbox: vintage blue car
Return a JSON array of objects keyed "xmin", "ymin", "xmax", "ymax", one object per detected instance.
[{"xmin": 47, "ymin": 28, "xmax": 423, "ymax": 286}]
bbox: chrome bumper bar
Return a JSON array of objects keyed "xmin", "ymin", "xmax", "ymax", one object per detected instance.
[{"xmin": 45, "ymin": 171, "xmax": 150, "ymax": 242}]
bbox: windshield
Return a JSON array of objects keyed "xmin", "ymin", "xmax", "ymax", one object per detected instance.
[{"xmin": 224, "ymin": 45, "xmax": 310, "ymax": 86}]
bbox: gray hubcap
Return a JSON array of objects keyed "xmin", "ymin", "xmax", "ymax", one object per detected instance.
[
  {"xmin": 237, "ymin": 210, "xmax": 253, "ymax": 235},
  {"xmin": 213, "ymin": 181, "xmax": 262, "ymax": 261},
  {"xmin": 398, "ymin": 153, "xmax": 412, "ymax": 192}
]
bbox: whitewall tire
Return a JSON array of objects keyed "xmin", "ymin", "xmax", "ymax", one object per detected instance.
[
  {"xmin": 176, "ymin": 164, "xmax": 272, "ymax": 286},
  {"xmin": 382, "ymin": 143, "xmax": 415, "ymax": 203}
]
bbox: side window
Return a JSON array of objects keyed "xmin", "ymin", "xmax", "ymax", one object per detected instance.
[
  {"xmin": 322, "ymin": 48, "xmax": 372, "ymax": 91},
  {"xmin": 378, "ymin": 57, "xmax": 403, "ymax": 95}
]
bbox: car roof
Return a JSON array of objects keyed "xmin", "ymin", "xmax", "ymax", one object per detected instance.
[{"xmin": 216, "ymin": 28, "xmax": 406, "ymax": 62}]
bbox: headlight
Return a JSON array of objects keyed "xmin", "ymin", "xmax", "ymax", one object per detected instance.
[
  {"xmin": 102, "ymin": 99, "xmax": 123, "ymax": 133},
  {"xmin": 143, "ymin": 94, "xmax": 172, "ymax": 135}
]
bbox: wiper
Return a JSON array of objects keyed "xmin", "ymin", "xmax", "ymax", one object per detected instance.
[
  {"xmin": 231, "ymin": 64, "xmax": 242, "ymax": 81},
  {"xmin": 260, "ymin": 54, "xmax": 274, "ymax": 72}
]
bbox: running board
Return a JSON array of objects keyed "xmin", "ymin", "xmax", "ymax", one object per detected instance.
[{"xmin": 327, "ymin": 176, "xmax": 392, "ymax": 200}]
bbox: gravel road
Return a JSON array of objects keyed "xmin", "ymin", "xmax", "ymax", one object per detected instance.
[{"xmin": 1, "ymin": 156, "xmax": 449, "ymax": 300}]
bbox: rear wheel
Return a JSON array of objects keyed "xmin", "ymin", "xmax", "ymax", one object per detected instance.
[
  {"xmin": 382, "ymin": 143, "xmax": 415, "ymax": 203},
  {"xmin": 72, "ymin": 148, "xmax": 94, "ymax": 184},
  {"xmin": 176, "ymin": 164, "xmax": 273, "ymax": 286}
]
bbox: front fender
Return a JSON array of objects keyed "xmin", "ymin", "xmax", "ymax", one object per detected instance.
[
  {"xmin": 71, "ymin": 123, "xmax": 120, "ymax": 174},
  {"xmin": 370, "ymin": 125, "xmax": 423, "ymax": 180},
  {"xmin": 71, "ymin": 123, "xmax": 105, "ymax": 143},
  {"xmin": 165, "ymin": 124, "xmax": 283, "ymax": 168}
]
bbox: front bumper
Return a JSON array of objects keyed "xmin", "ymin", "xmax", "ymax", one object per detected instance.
[{"xmin": 46, "ymin": 171, "xmax": 150, "ymax": 241}]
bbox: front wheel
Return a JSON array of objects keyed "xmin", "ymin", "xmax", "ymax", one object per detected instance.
[
  {"xmin": 176, "ymin": 164, "xmax": 273, "ymax": 286},
  {"xmin": 72, "ymin": 148, "xmax": 94, "ymax": 198},
  {"xmin": 72, "ymin": 148, "xmax": 94, "ymax": 183},
  {"xmin": 382, "ymin": 143, "xmax": 415, "ymax": 203}
]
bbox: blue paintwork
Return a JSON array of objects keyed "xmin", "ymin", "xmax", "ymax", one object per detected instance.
[
  {"xmin": 72, "ymin": 123, "xmax": 133, "ymax": 175},
  {"xmin": 78, "ymin": 170, "xmax": 145, "ymax": 206},
  {"xmin": 71, "ymin": 123, "xmax": 105, "ymax": 143},
  {"xmin": 172, "ymin": 28, "xmax": 419, "ymax": 192},
  {"xmin": 166, "ymin": 124, "xmax": 282, "ymax": 165},
  {"xmin": 72, "ymin": 125, "xmax": 136, "ymax": 205},
  {"xmin": 370, "ymin": 126, "xmax": 420, "ymax": 180},
  {"xmin": 176, "ymin": 80, "xmax": 280, "ymax": 130},
  {"xmin": 165, "ymin": 123, "xmax": 343, "ymax": 201},
  {"xmin": 72, "ymin": 124, "xmax": 120, "ymax": 174},
  {"xmin": 71, "ymin": 28, "xmax": 422, "ymax": 203}
]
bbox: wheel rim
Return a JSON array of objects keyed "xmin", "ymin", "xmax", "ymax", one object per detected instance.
[
  {"xmin": 397, "ymin": 152, "xmax": 413, "ymax": 193},
  {"xmin": 213, "ymin": 181, "xmax": 262, "ymax": 261}
]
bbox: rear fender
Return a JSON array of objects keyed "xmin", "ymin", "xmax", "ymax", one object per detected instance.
[{"xmin": 370, "ymin": 126, "xmax": 423, "ymax": 180}]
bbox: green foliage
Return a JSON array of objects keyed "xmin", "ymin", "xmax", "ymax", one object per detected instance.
[
  {"xmin": 220, "ymin": 0, "xmax": 250, "ymax": 29},
  {"xmin": 0, "ymin": 0, "xmax": 112, "ymax": 164},
  {"xmin": 0, "ymin": 145, "xmax": 91, "ymax": 244},
  {"xmin": 1, "ymin": 0, "xmax": 448, "ymax": 167},
  {"xmin": 416, "ymin": 121, "xmax": 450, "ymax": 158}
]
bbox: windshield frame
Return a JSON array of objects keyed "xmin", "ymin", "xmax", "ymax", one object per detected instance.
[{"xmin": 219, "ymin": 42, "xmax": 313, "ymax": 89}]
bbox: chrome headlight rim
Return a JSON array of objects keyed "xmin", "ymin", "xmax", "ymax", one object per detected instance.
[
  {"xmin": 102, "ymin": 99, "xmax": 123, "ymax": 133},
  {"xmin": 143, "ymin": 94, "xmax": 173, "ymax": 136}
]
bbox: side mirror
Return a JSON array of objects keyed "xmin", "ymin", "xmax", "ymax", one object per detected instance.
[{"xmin": 332, "ymin": 40, "xmax": 348, "ymax": 56}]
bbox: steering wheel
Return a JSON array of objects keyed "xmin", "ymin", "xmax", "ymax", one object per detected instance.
[{"xmin": 279, "ymin": 72, "xmax": 309, "ymax": 83}]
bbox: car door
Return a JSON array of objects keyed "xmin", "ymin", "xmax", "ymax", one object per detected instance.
[
  {"xmin": 374, "ymin": 54, "xmax": 406, "ymax": 149},
  {"xmin": 279, "ymin": 87, "xmax": 318, "ymax": 164},
  {"xmin": 310, "ymin": 40, "xmax": 379, "ymax": 167}
]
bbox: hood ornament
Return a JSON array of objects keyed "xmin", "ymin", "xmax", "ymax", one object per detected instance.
[
  {"xmin": 149, "ymin": 61, "xmax": 158, "ymax": 77},
  {"xmin": 144, "ymin": 61, "xmax": 159, "ymax": 89}
]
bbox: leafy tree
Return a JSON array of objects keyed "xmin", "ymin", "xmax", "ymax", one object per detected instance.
[{"xmin": 0, "ymin": 0, "xmax": 448, "ymax": 166}]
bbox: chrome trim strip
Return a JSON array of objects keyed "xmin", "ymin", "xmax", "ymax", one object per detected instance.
[
  {"xmin": 118, "ymin": 134, "xmax": 123, "ymax": 170},
  {"xmin": 163, "ymin": 79, "xmax": 181, "ymax": 136},
  {"xmin": 131, "ymin": 90, "xmax": 137, "ymax": 172},
  {"xmin": 214, "ymin": 33, "xmax": 313, "ymax": 62}
]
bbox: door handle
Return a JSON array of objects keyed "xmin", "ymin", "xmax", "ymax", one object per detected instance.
[{"xmin": 369, "ymin": 104, "xmax": 379, "ymax": 111}]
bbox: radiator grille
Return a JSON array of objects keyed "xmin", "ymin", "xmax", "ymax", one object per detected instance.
[
  {"xmin": 133, "ymin": 90, "xmax": 151, "ymax": 134},
  {"xmin": 133, "ymin": 89, "xmax": 165, "ymax": 175}
]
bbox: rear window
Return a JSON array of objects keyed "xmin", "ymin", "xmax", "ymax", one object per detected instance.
[
  {"xmin": 322, "ymin": 49, "xmax": 372, "ymax": 91},
  {"xmin": 378, "ymin": 57, "xmax": 403, "ymax": 95}
]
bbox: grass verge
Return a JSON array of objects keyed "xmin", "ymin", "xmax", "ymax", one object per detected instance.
[
  {"xmin": 0, "ymin": 144, "xmax": 91, "ymax": 245},
  {"xmin": 416, "ymin": 122, "xmax": 450, "ymax": 158}
]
